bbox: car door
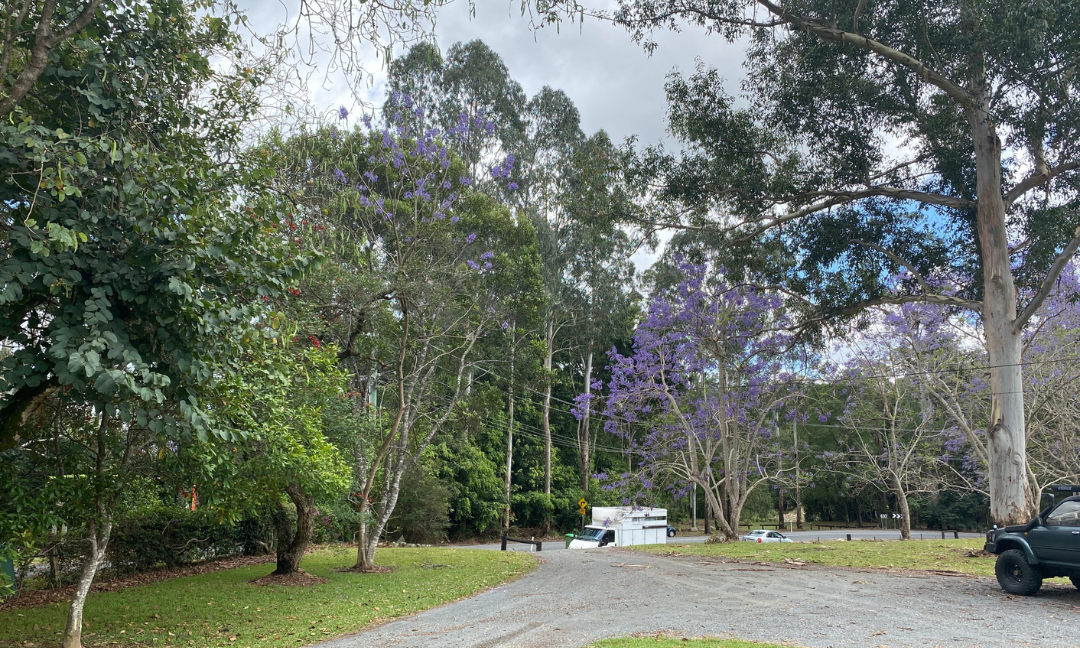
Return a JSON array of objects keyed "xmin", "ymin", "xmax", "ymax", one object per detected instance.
[
  {"xmin": 766, "ymin": 531, "xmax": 783, "ymax": 542},
  {"xmin": 1029, "ymin": 500, "xmax": 1080, "ymax": 564}
]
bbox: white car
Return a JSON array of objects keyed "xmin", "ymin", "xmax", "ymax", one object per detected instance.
[{"xmin": 740, "ymin": 529, "xmax": 793, "ymax": 543}]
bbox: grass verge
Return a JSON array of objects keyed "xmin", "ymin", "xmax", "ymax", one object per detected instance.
[
  {"xmin": 588, "ymin": 638, "xmax": 791, "ymax": 648},
  {"xmin": 0, "ymin": 546, "xmax": 535, "ymax": 648},
  {"xmin": 632, "ymin": 538, "xmax": 994, "ymax": 577}
]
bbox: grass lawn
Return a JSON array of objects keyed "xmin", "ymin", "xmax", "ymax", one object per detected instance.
[
  {"xmin": 632, "ymin": 538, "xmax": 995, "ymax": 577},
  {"xmin": 0, "ymin": 546, "xmax": 535, "ymax": 648},
  {"xmin": 588, "ymin": 639, "xmax": 791, "ymax": 648}
]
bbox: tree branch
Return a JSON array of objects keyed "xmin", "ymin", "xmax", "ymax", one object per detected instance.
[
  {"xmin": 1013, "ymin": 226, "xmax": 1080, "ymax": 334},
  {"xmin": 850, "ymin": 238, "xmax": 934, "ymax": 293},
  {"xmin": 0, "ymin": 0, "xmax": 104, "ymax": 118},
  {"xmin": 753, "ymin": 0, "xmax": 970, "ymax": 105},
  {"xmin": 1004, "ymin": 160, "xmax": 1080, "ymax": 207},
  {"xmin": 732, "ymin": 186, "xmax": 974, "ymax": 243}
]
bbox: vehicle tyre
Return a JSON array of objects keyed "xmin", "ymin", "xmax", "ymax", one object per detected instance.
[
  {"xmin": 666, "ymin": 527, "xmax": 676, "ymax": 538},
  {"xmin": 995, "ymin": 549, "xmax": 1043, "ymax": 596}
]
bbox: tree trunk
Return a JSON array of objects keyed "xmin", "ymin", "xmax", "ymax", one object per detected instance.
[
  {"xmin": 777, "ymin": 488, "xmax": 786, "ymax": 530},
  {"xmin": 892, "ymin": 478, "xmax": 912, "ymax": 540},
  {"xmin": 577, "ymin": 348, "xmax": 593, "ymax": 493},
  {"xmin": 274, "ymin": 485, "xmax": 315, "ymax": 575},
  {"xmin": 355, "ymin": 497, "xmax": 374, "ymax": 570},
  {"xmin": 62, "ymin": 515, "xmax": 111, "ymax": 648},
  {"xmin": 968, "ymin": 88, "xmax": 1032, "ymax": 525}
]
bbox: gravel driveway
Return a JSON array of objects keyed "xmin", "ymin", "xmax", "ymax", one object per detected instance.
[{"xmin": 323, "ymin": 548, "xmax": 1080, "ymax": 648}]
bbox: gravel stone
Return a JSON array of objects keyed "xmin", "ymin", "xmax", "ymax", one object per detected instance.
[{"xmin": 322, "ymin": 548, "xmax": 1080, "ymax": 647}]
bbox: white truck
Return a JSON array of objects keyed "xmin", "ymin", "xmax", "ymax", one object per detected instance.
[{"xmin": 567, "ymin": 506, "xmax": 669, "ymax": 549}]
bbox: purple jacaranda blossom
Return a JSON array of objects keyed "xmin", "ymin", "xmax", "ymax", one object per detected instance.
[{"xmin": 338, "ymin": 106, "xmax": 348, "ymax": 120}]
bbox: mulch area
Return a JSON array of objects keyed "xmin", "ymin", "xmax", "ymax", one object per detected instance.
[
  {"xmin": 250, "ymin": 570, "xmax": 328, "ymax": 586},
  {"xmin": 0, "ymin": 554, "xmax": 276, "ymax": 612}
]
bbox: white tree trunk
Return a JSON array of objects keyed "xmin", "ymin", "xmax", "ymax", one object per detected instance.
[
  {"xmin": 969, "ymin": 90, "xmax": 1033, "ymax": 524},
  {"xmin": 62, "ymin": 516, "xmax": 112, "ymax": 648},
  {"xmin": 577, "ymin": 348, "xmax": 593, "ymax": 492}
]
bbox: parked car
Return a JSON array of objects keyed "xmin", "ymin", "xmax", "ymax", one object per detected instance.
[
  {"xmin": 740, "ymin": 529, "xmax": 793, "ymax": 543},
  {"xmin": 985, "ymin": 484, "xmax": 1080, "ymax": 595},
  {"xmin": 667, "ymin": 526, "xmax": 677, "ymax": 537}
]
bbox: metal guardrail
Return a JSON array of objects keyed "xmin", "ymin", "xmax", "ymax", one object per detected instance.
[{"xmin": 500, "ymin": 533, "xmax": 542, "ymax": 551}]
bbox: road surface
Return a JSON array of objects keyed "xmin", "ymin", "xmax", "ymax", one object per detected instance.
[{"xmin": 325, "ymin": 546, "xmax": 1080, "ymax": 648}]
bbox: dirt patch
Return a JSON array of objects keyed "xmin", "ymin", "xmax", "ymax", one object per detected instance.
[
  {"xmin": 336, "ymin": 564, "xmax": 398, "ymax": 574},
  {"xmin": 963, "ymin": 548, "xmax": 994, "ymax": 558},
  {"xmin": 250, "ymin": 570, "xmax": 328, "ymax": 587},
  {"xmin": 0, "ymin": 554, "xmax": 276, "ymax": 612}
]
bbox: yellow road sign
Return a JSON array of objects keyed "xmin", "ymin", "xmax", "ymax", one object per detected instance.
[
  {"xmin": 579, "ymin": 507, "xmax": 586, "ymax": 515},
  {"xmin": 578, "ymin": 498, "xmax": 588, "ymax": 508}
]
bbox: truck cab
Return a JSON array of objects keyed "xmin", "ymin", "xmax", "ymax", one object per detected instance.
[
  {"xmin": 568, "ymin": 526, "xmax": 617, "ymax": 548},
  {"xmin": 985, "ymin": 485, "xmax": 1080, "ymax": 595},
  {"xmin": 566, "ymin": 506, "xmax": 668, "ymax": 549}
]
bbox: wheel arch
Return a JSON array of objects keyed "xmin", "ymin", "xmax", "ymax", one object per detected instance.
[{"xmin": 996, "ymin": 538, "xmax": 1039, "ymax": 565}]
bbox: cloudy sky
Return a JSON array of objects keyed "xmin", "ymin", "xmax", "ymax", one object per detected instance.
[
  {"xmin": 246, "ymin": 1, "xmax": 750, "ymax": 148},
  {"xmin": 427, "ymin": 2, "xmax": 749, "ymax": 146}
]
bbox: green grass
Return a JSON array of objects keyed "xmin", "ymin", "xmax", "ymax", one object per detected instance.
[
  {"xmin": 0, "ymin": 547, "xmax": 536, "ymax": 648},
  {"xmin": 632, "ymin": 538, "xmax": 994, "ymax": 577},
  {"xmin": 588, "ymin": 638, "xmax": 792, "ymax": 648}
]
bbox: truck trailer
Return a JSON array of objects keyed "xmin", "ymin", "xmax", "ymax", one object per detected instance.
[{"xmin": 567, "ymin": 506, "xmax": 668, "ymax": 549}]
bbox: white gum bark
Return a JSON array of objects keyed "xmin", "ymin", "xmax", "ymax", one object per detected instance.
[
  {"xmin": 969, "ymin": 88, "xmax": 1033, "ymax": 524},
  {"xmin": 62, "ymin": 518, "xmax": 111, "ymax": 648}
]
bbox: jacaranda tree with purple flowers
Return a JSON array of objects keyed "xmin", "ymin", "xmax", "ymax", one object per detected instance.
[
  {"xmin": 268, "ymin": 95, "xmax": 536, "ymax": 569},
  {"xmin": 603, "ymin": 262, "xmax": 804, "ymax": 540},
  {"xmin": 824, "ymin": 303, "xmax": 958, "ymax": 540}
]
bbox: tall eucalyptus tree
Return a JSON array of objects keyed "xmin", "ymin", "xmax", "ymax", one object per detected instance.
[{"xmin": 563, "ymin": 0, "xmax": 1080, "ymax": 524}]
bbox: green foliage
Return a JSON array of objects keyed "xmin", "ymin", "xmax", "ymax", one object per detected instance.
[
  {"xmin": 912, "ymin": 491, "xmax": 990, "ymax": 532},
  {"xmin": 385, "ymin": 465, "xmax": 452, "ymax": 543},
  {"xmin": 0, "ymin": 0, "xmax": 312, "ymax": 449},
  {"xmin": 107, "ymin": 507, "xmax": 274, "ymax": 576}
]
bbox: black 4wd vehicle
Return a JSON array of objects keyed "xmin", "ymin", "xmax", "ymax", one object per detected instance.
[{"xmin": 985, "ymin": 485, "xmax": 1080, "ymax": 595}]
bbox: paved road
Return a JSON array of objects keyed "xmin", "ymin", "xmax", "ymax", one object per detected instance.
[
  {"xmin": 327, "ymin": 548, "xmax": 1080, "ymax": 648},
  {"xmin": 461, "ymin": 528, "xmax": 984, "ymax": 552}
]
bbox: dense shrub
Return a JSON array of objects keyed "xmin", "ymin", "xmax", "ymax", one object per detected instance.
[
  {"xmin": 385, "ymin": 467, "xmax": 451, "ymax": 543},
  {"xmin": 107, "ymin": 507, "xmax": 273, "ymax": 575}
]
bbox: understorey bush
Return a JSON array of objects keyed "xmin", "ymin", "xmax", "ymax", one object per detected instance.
[{"xmin": 107, "ymin": 507, "xmax": 274, "ymax": 576}]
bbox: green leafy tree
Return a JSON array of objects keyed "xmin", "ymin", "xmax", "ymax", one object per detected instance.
[
  {"xmin": 0, "ymin": 2, "xmax": 310, "ymax": 645},
  {"xmin": 267, "ymin": 105, "xmax": 537, "ymax": 567},
  {"xmin": 206, "ymin": 340, "xmax": 351, "ymax": 576},
  {"xmin": 569, "ymin": 0, "xmax": 1080, "ymax": 524}
]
